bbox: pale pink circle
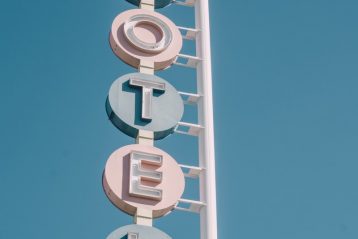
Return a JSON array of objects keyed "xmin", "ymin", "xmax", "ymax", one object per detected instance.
[
  {"xmin": 133, "ymin": 22, "xmax": 163, "ymax": 45},
  {"xmin": 110, "ymin": 9, "xmax": 183, "ymax": 70},
  {"xmin": 103, "ymin": 144, "xmax": 185, "ymax": 218}
]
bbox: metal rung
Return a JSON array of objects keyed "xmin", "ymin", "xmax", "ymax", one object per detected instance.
[
  {"xmin": 179, "ymin": 164, "xmax": 203, "ymax": 178},
  {"xmin": 178, "ymin": 26, "xmax": 200, "ymax": 40},
  {"xmin": 179, "ymin": 91, "xmax": 201, "ymax": 105},
  {"xmin": 173, "ymin": 0, "xmax": 196, "ymax": 7},
  {"xmin": 174, "ymin": 54, "xmax": 201, "ymax": 68},
  {"xmin": 175, "ymin": 122, "xmax": 203, "ymax": 136},
  {"xmin": 175, "ymin": 198, "xmax": 206, "ymax": 213}
]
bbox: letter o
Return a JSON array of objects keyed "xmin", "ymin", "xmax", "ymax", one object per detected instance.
[
  {"xmin": 123, "ymin": 14, "xmax": 173, "ymax": 53},
  {"xmin": 110, "ymin": 9, "xmax": 183, "ymax": 70}
]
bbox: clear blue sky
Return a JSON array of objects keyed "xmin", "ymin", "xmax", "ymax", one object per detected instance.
[{"xmin": 1, "ymin": 0, "xmax": 358, "ymax": 238}]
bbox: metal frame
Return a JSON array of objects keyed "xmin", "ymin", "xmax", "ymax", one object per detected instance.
[
  {"xmin": 106, "ymin": 0, "xmax": 216, "ymax": 236},
  {"xmin": 173, "ymin": 0, "xmax": 218, "ymax": 238}
]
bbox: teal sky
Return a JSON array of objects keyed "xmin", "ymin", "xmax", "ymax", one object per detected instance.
[{"xmin": 1, "ymin": 0, "xmax": 358, "ymax": 238}]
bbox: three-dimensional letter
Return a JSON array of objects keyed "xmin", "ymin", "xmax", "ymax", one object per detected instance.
[
  {"xmin": 129, "ymin": 151, "xmax": 163, "ymax": 201},
  {"xmin": 129, "ymin": 78, "xmax": 165, "ymax": 121}
]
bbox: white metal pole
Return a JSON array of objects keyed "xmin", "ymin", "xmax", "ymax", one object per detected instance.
[{"xmin": 195, "ymin": 0, "xmax": 218, "ymax": 239}]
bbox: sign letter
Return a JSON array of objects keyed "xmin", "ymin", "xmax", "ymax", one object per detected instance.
[
  {"xmin": 127, "ymin": 232, "xmax": 139, "ymax": 239},
  {"xmin": 129, "ymin": 78, "xmax": 165, "ymax": 121},
  {"xmin": 129, "ymin": 151, "xmax": 163, "ymax": 201}
]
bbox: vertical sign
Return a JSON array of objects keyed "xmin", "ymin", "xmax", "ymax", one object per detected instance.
[{"xmin": 102, "ymin": 0, "xmax": 217, "ymax": 238}]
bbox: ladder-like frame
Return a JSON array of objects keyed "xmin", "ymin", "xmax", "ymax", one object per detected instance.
[{"xmin": 173, "ymin": 0, "xmax": 218, "ymax": 238}]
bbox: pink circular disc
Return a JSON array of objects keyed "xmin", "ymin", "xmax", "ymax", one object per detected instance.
[
  {"xmin": 110, "ymin": 9, "xmax": 183, "ymax": 70},
  {"xmin": 103, "ymin": 144, "xmax": 185, "ymax": 218}
]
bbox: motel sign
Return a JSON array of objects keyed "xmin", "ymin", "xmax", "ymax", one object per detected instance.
[{"xmin": 102, "ymin": 0, "xmax": 217, "ymax": 238}]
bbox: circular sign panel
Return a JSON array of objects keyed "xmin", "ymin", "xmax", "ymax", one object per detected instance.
[
  {"xmin": 106, "ymin": 73, "xmax": 184, "ymax": 140},
  {"xmin": 124, "ymin": 0, "xmax": 172, "ymax": 9},
  {"xmin": 110, "ymin": 9, "xmax": 182, "ymax": 70},
  {"xmin": 107, "ymin": 224, "xmax": 171, "ymax": 239},
  {"xmin": 103, "ymin": 144, "xmax": 185, "ymax": 218}
]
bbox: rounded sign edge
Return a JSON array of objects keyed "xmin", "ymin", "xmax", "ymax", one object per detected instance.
[
  {"xmin": 106, "ymin": 224, "xmax": 172, "ymax": 239},
  {"xmin": 106, "ymin": 73, "xmax": 184, "ymax": 140},
  {"xmin": 124, "ymin": 0, "xmax": 172, "ymax": 9},
  {"xmin": 103, "ymin": 144, "xmax": 185, "ymax": 218}
]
